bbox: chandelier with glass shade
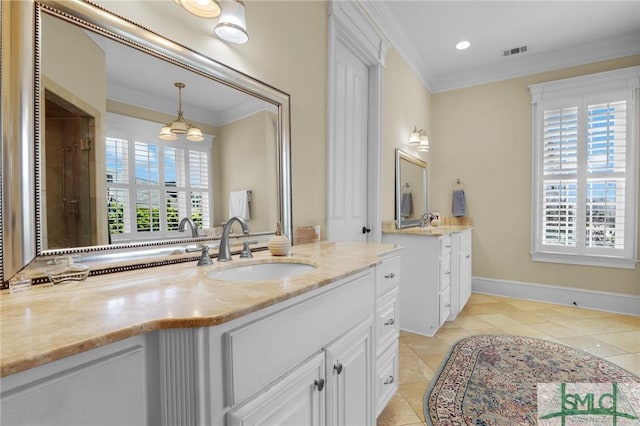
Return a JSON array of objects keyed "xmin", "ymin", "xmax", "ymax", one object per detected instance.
[{"xmin": 159, "ymin": 82, "xmax": 204, "ymax": 142}]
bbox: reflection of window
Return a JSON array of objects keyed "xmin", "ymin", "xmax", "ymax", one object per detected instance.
[
  {"xmin": 529, "ymin": 67, "xmax": 638, "ymax": 269},
  {"xmin": 106, "ymin": 114, "xmax": 212, "ymax": 242}
]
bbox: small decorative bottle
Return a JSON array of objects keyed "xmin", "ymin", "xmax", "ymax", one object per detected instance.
[{"xmin": 268, "ymin": 222, "xmax": 291, "ymax": 256}]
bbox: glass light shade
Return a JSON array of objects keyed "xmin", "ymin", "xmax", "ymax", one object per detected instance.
[
  {"xmin": 177, "ymin": 0, "xmax": 221, "ymax": 18},
  {"xmin": 408, "ymin": 131, "xmax": 421, "ymax": 145},
  {"xmin": 214, "ymin": 0, "xmax": 248, "ymax": 44},
  {"xmin": 169, "ymin": 119, "xmax": 188, "ymax": 134},
  {"xmin": 159, "ymin": 126, "xmax": 177, "ymax": 141},
  {"xmin": 417, "ymin": 135, "xmax": 430, "ymax": 152},
  {"xmin": 187, "ymin": 127, "xmax": 204, "ymax": 141}
]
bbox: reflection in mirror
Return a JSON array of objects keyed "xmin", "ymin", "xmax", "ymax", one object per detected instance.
[
  {"xmin": 395, "ymin": 149, "xmax": 428, "ymax": 229},
  {"xmin": 0, "ymin": 0, "xmax": 292, "ymax": 283},
  {"xmin": 37, "ymin": 4, "xmax": 285, "ymax": 254}
]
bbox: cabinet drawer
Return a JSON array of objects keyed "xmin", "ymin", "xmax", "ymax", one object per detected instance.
[
  {"xmin": 439, "ymin": 235, "xmax": 452, "ymax": 255},
  {"xmin": 375, "ymin": 343, "xmax": 398, "ymax": 417},
  {"xmin": 376, "ymin": 288, "xmax": 399, "ymax": 355},
  {"xmin": 376, "ymin": 255, "xmax": 401, "ymax": 296},
  {"xmin": 439, "ymin": 286, "xmax": 451, "ymax": 326},
  {"xmin": 224, "ymin": 272, "xmax": 374, "ymax": 405}
]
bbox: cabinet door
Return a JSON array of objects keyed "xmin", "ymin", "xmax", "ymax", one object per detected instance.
[
  {"xmin": 1, "ymin": 340, "xmax": 147, "ymax": 426},
  {"xmin": 325, "ymin": 320, "xmax": 373, "ymax": 426},
  {"xmin": 459, "ymin": 246, "xmax": 472, "ymax": 308},
  {"xmin": 227, "ymin": 352, "xmax": 325, "ymax": 426}
]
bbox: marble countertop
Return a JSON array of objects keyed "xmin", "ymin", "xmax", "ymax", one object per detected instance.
[
  {"xmin": 0, "ymin": 241, "xmax": 400, "ymax": 377},
  {"xmin": 382, "ymin": 223, "xmax": 472, "ymax": 236}
]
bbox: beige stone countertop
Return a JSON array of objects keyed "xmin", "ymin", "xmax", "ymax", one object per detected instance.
[
  {"xmin": 0, "ymin": 241, "xmax": 400, "ymax": 377},
  {"xmin": 382, "ymin": 223, "xmax": 472, "ymax": 236}
]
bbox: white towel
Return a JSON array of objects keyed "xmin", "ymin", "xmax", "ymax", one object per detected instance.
[{"xmin": 229, "ymin": 190, "xmax": 250, "ymax": 220}]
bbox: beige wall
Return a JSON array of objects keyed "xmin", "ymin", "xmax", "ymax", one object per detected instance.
[
  {"xmin": 382, "ymin": 48, "xmax": 432, "ymax": 222},
  {"xmin": 213, "ymin": 110, "xmax": 278, "ymax": 232},
  {"xmin": 431, "ymin": 56, "xmax": 640, "ymax": 296},
  {"xmin": 90, "ymin": 2, "xmax": 639, "ymax": 296},
  {"xmin": 96, "ymin": 0, "xmax": 328, "ymax": 234}
]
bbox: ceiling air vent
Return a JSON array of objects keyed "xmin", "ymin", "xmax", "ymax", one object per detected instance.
[{"xmin": 503, "ymin": 45, "xmax": 528, "ymax": 57}]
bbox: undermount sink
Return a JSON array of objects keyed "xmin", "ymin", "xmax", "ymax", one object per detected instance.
[{"xmin": 207, "ymin": 261, "xmax": 317, "ymax": 281}]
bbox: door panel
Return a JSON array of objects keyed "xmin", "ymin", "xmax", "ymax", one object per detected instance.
[{"xmin": 327, "ymin": 41, "xmax": 369, "ymax": 242}]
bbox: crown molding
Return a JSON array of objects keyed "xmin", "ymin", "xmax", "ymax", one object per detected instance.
[{"xmin": 357, "ymin": 1, "xmax": 640, "ymax": 94}]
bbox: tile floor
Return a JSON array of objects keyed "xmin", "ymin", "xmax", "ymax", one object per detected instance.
[{"xmin": 377, "ymin": 293, "xmax": 640, "ymax": 426}]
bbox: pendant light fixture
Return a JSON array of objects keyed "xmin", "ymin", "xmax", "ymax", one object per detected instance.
[
  {"xmin": 174, "ymin": 0, "xmax": 221, "ymax": 19},
  {"xmin": 214, "ymin": 0, "xmax": 248, "ymax": 44},
  {"xmin": 159, "ymin": 82, "xmax": 204, "ymax": 142}
]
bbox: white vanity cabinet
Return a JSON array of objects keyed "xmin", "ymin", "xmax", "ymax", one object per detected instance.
[
  {"xmin": 383, "ymin": 230, "xmax": 471, "ymax": 337},
  {"xmin": 214, "ymin": 269, "xmax": 377, "ymax": 426},
  {"xmin": 0, "ymin": 250, "xmax": 402, "ymax": 426},
  {"xmin": 0, "ymin": 335, "xmax": 155, "ymax": 426}
]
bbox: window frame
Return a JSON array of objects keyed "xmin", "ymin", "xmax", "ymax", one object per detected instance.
[
  {"xmin": 106, "ymin": 113, "xmax": 214, "ymax": 243},
  {"xmin": 529, "ymin": 66, "xmax": 640, "ymax": 269}
]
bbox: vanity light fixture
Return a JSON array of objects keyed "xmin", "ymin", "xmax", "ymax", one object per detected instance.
[
  {"xmin": 408, "ymin": 126, "xmax": 430, "ymax": 152},
  {"xmin": 214, "ymin": 0, "xmax": 249, "ymax": 44},
  {"xmin": 174, "ymin": 0, "xmax": 221, "ymax": 19},
  {"xmin": 159, "ymin": 82, "xmax": 204, "ymax": 142}
]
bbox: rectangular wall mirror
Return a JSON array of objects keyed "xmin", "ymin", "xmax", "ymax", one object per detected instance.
[
  {"xmin": 1, "ymin": 0, "xmax": 292, "ymax": 282},
  {"xmin": 395, "ymin": 149, "xmax": 428, "ymax": 229}
]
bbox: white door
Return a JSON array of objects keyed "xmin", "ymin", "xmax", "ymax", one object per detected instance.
[
  {"xmin": 327, "ymin": 40, "xmax": 370, "ymax": 242},
  {"xmin": 227, "ymin": 352, "xmax": 325, "ymax": 426},
  {"xmin": 325, "ymin": 320, "xmax": 373, "ymax": 426}
]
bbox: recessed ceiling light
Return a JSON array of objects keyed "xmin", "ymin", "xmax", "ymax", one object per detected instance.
[{"xmin": 456, "ymin": 40, "xmax": 471, "ymax": 50}]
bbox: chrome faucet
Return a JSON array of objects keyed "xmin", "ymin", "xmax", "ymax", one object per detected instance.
[
  {"xmin": 421, "ymin": 212, "xmax": 436, "ymax": 228},
  {"xmin": 218, "ymin": 216, "xmax": 251, "ymax": 262},
  {"xmin": 178, "ymin": 217, "xmax": 198, "ymax": 238}
]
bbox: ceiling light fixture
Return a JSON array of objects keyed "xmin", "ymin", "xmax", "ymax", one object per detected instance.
[
  {"xmin": 214, "ymin": 0, "xmax": 248, "ymax": 44},
  {"xmin": 174, "ymin": 0, "xmax": 221, "ymax": 19},
  {"xmin": 159, "ymin": 82, "xmax": 204, "ymax": 142},
  {"xmin": 456, "ymin": 40, "xmax": 471, "ymax": 50},
  {"xmin": 408, "ymin": 126, "xmax": 430, "ymax": 152}
]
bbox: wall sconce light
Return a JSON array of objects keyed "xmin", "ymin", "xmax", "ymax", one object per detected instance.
[
  {"xmin": 159, "ymin": 82, "xmax": 204, "ymax": 142},
  {"xmin": 174, "ymin": 0, "xmax": 221, "ymax": 18},
  {"xmin": 408, "ymin": 126, "xmax": 430, "ymax": 152},
  {"xmin": 214, "ymin": 0, "xmax": 249, "ymax": 44}
]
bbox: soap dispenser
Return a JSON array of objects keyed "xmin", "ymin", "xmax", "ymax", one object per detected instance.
[{"xmin": 268, "ymin": 222, "xmax": 291, "ymax": 256}]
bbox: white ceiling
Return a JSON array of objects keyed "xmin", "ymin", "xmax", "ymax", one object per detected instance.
[{"xmin": 362, "ymin": 1, "xmax": 640, "ymax": 92}]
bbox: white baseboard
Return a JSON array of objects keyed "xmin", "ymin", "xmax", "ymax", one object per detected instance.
[{"xmin": 473, "ymin": 277, "xmax": 640, "ymax": 316}]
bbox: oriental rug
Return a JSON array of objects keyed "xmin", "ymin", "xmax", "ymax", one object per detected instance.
[{"xmin": 424, "ymin": 334, "xmax": 639, "ymax": 425}]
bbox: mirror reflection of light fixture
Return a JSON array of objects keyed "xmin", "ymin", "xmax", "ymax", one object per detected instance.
[
  {"xmin": 408, "ymin": 126, "xmax": 430, "ymax": 152},
  {"xmin": 174, "ymin": 0, "xmax": 221, "ymax": 19},
  {"xmin": 159, "ymin": 82, "xmax": 204, "ymax": 142},
  {"xmin": 214, "ymin": 0, "xmax": 249, "ymax": 44}
]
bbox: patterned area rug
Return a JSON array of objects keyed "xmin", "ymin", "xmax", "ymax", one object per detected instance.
[{"xmin": 424, "ymin": 334, "xmax": 639, "ymax": 425}]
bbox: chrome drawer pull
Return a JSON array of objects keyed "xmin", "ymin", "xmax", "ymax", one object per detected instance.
[
  {"xmin": 384, "ymin": 272, "xmax": 395, "ymax": 279},
  {"xmin": 445, "ymin": 303, "xmax": 450, "ymax": 308},
  {"xmin": 334, "ymin": 363, "xmax": 343, "ymax": 375},
  {"xmin": 466, "ymin": 254, "xmax": 470, "ymax": 259},
  {"xmin": 445, "ymin": 271, "xmax": 451, "ymax": 275},
  {"xmin": 445, "ymin": 245, "xmax": 451, "ymax": 248},
  {"xmin": 384, "ymin": 318, "xmax": 395, "ymax": 326},
  {"xmin": 314, "ymin": 379, "xmax": 325, "ymax": 391},
  {"xmin": 384, "ymin": 376, "xmax": 394, "ymax": 385}
]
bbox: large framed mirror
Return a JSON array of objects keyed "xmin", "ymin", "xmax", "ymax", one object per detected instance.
[
  {"xmin": 1, "ymin": 0, "xmax": 292, "ymax": 283},
  {"xmin": 395, "ymin": 149, "xmax": 428, "ymax": 229}
]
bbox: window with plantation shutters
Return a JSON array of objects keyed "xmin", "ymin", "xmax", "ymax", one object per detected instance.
[
  {"xmin": 106, "ymin": 113, "xmax": 213, "ymax": 243},
  {"xmin": 530, "ymin": 67, "xmax": 639, "ymax": 269}
]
